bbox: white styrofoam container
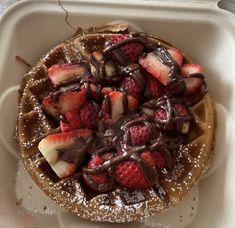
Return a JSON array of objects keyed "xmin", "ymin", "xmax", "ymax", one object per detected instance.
[{"xmin": 0, "ymin": 0, "xmax": 234, "ymax": 227}]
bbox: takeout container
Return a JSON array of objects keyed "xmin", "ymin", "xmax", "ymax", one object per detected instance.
[{"xmin": 0, "ymin": 0, "xmax": 234, "ymax": 227}]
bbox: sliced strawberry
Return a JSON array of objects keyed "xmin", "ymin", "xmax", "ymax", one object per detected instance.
[
  {"xmin": 80, "ymin": 82, "xmax": 99, "ymax": 100},
  {"xmin": 101, "ymin": 87, "xmax": 114, "ymax": 96},
  {"xmin": 60, "ymin": 111, "xmax": 82, "ymax": 132},
  {"xmin": 43, "ymin": 91, "xmax": 86, "ymax": 117},
  {"xmin": 140, "ymin": 46, "xmax": 184, "ymax": 86},
  {"xmin": 181, "ymin": 63, "xmax": 204, "ymax": 95},
  {"xmin": 42, "ymin": 96, "xmax": 59, "ymax": 116},
  {"xmin": 154, "ymin": 108, "xmax": 167, "ymax": 121},
  {"xmin": 173, "ymin": 103, "xmax": 188, "ymax": 116},
  {"xmin": 184, "ymin": 77, "xmax": 203, "ymax": 95},
  {"xmin": 87, "ymin": 155, "xmax": 109, "ymax": 185},
  {"xmin": 140, "ymin": 52, "xmax": 171, "ymax": 85},
  {"xmin": 121, "ymin": 76, "xmax": 140, "ymax": 98},
  {"xmin": 110, "ymin": 34, "xmax": 143, "ymax": 62},
  {"xmin": 146, "ymin": 73, "xmax": 162, "ymax": 98},
  {"xmin": 59, "ymin": 91, "xmax": 86, "ymax": 114},
  {"xmin": 128, "ymin": 94, "xmax": 139, "ymax": 111},
  {"xmin": 115, "ymin": 151, "xmax": 157, "ymax": 190},
  {"xmin": 151, "ymin": 151, "xmax": 166, "ymax": 169},
  {"xmin": 101, "ymin": 91, "xmax": 138, "ymax": 124},
  {"xmin": 154, "ymin": 101, "xmax": 191, "ymax": 133},
  {"xmin": 79, "ymin": 102, "xmax": 98, "ymax": 129},
  {"xmin": 48, "ymin": 63, "xmax": 88, "ymax": 87},
  {"xmin": 181, "ymin": 63, "xmax": 204, "ymax": 77},
  {"xmin": 105, "ymin": 61, "xmax": 118, "ymax": 79},
  {"xmin": 168, "ymin": 48, "xmax": 183, "ymax": 67},
  {"xmin": 38, "ymin": 129, "xmax": 92, "ymax": 178},
  {"xmin": 129, "ymin": 124, "xmax": 149, "ymax": 146}
]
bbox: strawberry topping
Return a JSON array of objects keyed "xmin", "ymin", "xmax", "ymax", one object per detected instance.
[
  {"xmin": 88, "ymin": 155, "xmax": 109, "ymax": 185},
  {"xmin": 121, "ymin": 76, "xmax": 141, "ymax": 98},
  {"xmin": 129, "ymin": 124, "xmax": 149, "ymax": 146},
  {"xmin": 110, "ymin": 34, "xmax": 143, "ymax": 62},
  {"xmin": 151, "ymin": 151, "xmax": 167, "ymax": 169},
  {"xmin": 80, "ymin": 102, "xmax": 98, "ymax": 129},
  {"xmin": 37, "ymin": 31, "xmax": 207, "ymax": 194},
  {"xmin": 115, "ymin": 151, "xmax": 157, "ymax": 190},
  {"xmin": 60, "ymin": 111, "xmax": 82, "ymax": 132},
  {"xmin": 48, "ymin": 63, "xmax": 88, "ymax": 87}
]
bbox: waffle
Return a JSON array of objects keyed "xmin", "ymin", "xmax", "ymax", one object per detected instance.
[{"xmin": 17, "ymin": 23, "xmax": 216, "ymax": 223}]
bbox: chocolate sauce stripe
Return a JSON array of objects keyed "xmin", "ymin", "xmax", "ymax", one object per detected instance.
[{"xmin": 130, "ymin": 154, "xmax": 158, "ymax": 185}]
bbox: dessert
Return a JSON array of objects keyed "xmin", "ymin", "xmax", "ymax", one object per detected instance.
[{"xmin": 16, "ymin": 23, "xmax": 216, "ymax": 222}]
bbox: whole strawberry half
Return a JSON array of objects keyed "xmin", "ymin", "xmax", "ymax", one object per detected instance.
[
  {"xmin": 79, "ymin": 101, "xmax": 99, "ymax": 129},
  {"xmin": 110, "ymin": 34, "xmax": 144, "ymax": 62},
  {"xmin": 115, "ymin": 151, "xmax": 157, "ymax": 190},
  {"xmin": 60, "ymin": 111, "xmax": 82, "ymax": 133}
]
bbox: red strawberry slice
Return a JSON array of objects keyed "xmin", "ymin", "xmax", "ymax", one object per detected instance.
[
  {"xmin": 101, "ymin": 87, "xmax": 114, "ymax": 96},
  {"xmin": 43, "ymin": 91, "xmax": 86, "ymax": 117},
  {"xmin": 79, "ymin": 102, "xmax": 98, "ymax": 129},
  {"xmin": 129, "ymin": 124, "xmax": 149, "ymax": 146},
  {"xmin": 60, "ymin": 111, "xmax": 82, "ymax": 132},
  {"xmin": 59, "ymin": 91, "xmax": 86, "ymax": 114},
  {"xmin": 140, "ymin": 52, "xmax": 171, "ymax": 85},
  {"xmin": 101, "ymin": 91, "xmax": 138, "ymax": 124},
  {"xmin": 140, "ymin": 48, "xmax": 183, "ymax": 86},
  {"xmin": 154, "ymin": 108, "xmax": 167, "ymax": 122},
  {"xmin": 42, "ymin": 96, "xmax": 59, "ymax": 116},
  {"xmin": 87, "ymin": 155, "xmax": 109, "ymax": 185},
  {"xmin": 151, "ymin": 151, "xmax": 166, "ymax": 169},
  {"xmin": 154, "ymin": 102, "xmax": 190, "ymax": 133},
  {"xmin": 48, "ymin": 63, "xmax": 88, "ymax": 87},
  {"xmin": 80, "ymin": 82, "xmax": 99, "ymax": 100},
  {"xmin": 184, "ymin": 77, "xmax": 203, "ymax": 95},
  {"xmin": 115, "ymin": 151, "xmax": 157, "ymax": 190},
  {"xmin": 181, "ymin": 63, "xmax": 204, "ymax": 95},
  {"xmin": 173, "ymin": 103, "xmax": 188, "ymax": 116},
  {"xmin": 146, "ymin": 74, "xmax": 162, "ymax": 98},
  {"xmin": 168, "ymin": 48, "xmax": 183, "ymax": 67},
  {"xmin": 38, "ymin": 129, "xmax": 92, "ymax": 178},
  {"xmin": 110, "ymin": 34, "xmax": 143, "ymax": 62},
  {"xmin": 181, "ymin": 63, "xmax": 204, "ymax": 77},
  {"xmin": 121, "ymin": 76, "xmax": 140, "ymax": 98}
]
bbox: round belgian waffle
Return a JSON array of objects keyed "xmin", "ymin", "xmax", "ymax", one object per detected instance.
[{"xmin": 17, "ymin": 23, "xmax": 216, "ymax": 223}]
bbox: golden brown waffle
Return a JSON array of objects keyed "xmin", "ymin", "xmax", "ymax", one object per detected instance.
[{"xmin": 17, "ymin": 23, "xmax": 216, "ymax": 222}]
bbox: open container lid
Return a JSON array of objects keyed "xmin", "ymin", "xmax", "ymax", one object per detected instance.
[{"xmin": 0, "ymin": 0, "xmax": 234, "ymax": 227}]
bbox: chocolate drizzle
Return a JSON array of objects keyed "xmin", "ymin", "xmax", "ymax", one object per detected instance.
[
  {"xmin": 82, "ymin": 113, "xmax": 183, "ymax": 193},
  {"xmin": 58, "ymin": 137, "xmax": 93, "ymax": 166}
]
